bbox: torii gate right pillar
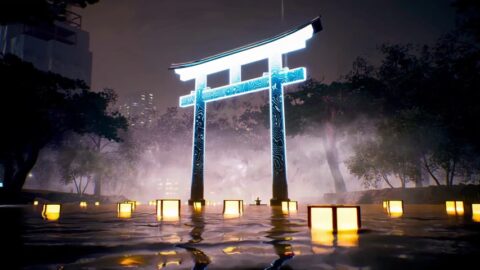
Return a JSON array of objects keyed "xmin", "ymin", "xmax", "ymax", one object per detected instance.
[{"xmin": 269, "ymin": 54, "xmax": 289, "ymax": 206}]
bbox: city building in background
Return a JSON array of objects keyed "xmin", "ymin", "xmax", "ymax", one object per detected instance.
[
  {"xmin": 120, "ymin": 92, "xmax": 157, "ymax": 127},
  {"xmin": 0, "ymin": 10, "xmax": 92, "ymax": 85},
  {"xmin": 157, "ymin": 178, "xmax": 179, "ymax": 198}
]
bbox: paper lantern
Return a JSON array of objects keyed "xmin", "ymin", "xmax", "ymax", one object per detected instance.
[
  {"xmin": 156, "ymin": 199, "xmax": 181, "ymax": 220},
  {"xmin": 446, "ymin": 201, "xmax": 464, "ymax": 216},
  {"xmin": 193, "ymin": 201, "xmax": 203, "ymax": 212},
  {"xmin": 223, "ymin": 200, "xmax": 243, "ymax": 216},
  {"xmin": 472, "ymin": 203, "xmax": 480, "ymax": 222},
  {"xmin": 382, "ymin": 201, "xmax": 387, "ymax": 209},
  {"xmin": 79, "ymin": 201, "xmax": 87, "ymax": 208},
  {"xmin": 308, "ymin": 205, "xmax": 361, "ymax": 233},
  {"xmin": 42, "ymin": 204, "xmax": 61, "ymax": 221},
  {"xmin": 281, "ymin": 201, "xmax": 298, "ymax": 214},
  {"xmin": 124, "ymin": 201, "xmax": 137, "ymax": 211},
  {"xmin": 383, "ymin": 200, "xmax": 403, "ymax": 217},
  {"xmin": 33, "ymin": 200, "xmax": 39, "ymax": 206},
  {"xmin": 95, "ymin": 202, "xmax": 100, "ymax": 206},
  {"xmin": 118, "ymin": 202, "xmax": 133, "ymax": 218}
]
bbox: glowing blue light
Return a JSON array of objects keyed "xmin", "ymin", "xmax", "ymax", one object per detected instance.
[
  {"xmin": 0, "ymin": 182, "xmax": 3, "ymax": 188},
  {"xmin": 179, "ymin": 67, "xmax": 306, "ymax": 107},
  {"xmin": 174, "ymin": 25, "xmax": 313, "ymax": 81},
  {"xmin": 170, "ymin": 16, "xmax": 321, "ymax": 205}
]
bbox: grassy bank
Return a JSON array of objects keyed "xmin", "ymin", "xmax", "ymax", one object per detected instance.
[{"xmin": 323, "ymin": 184, "xmax": 480, "ymax": 204}]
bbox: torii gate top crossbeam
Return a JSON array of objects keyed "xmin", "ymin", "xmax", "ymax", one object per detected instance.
[{"xmin": 169, "ymin": 17, "xmax": 322, "ymax": 82}]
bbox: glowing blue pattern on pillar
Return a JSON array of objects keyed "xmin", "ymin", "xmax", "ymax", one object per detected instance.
[
  {"xmin": 191, "ymin": 76, "xmax": 206, "ymax": 202},
  {"xmin": 269, "ymin": 54, "xmax": 288, "ymax": 202}
]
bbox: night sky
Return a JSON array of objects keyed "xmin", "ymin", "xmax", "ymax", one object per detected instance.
[{"xmin": 78, "ymin": 0, "xmax": 456, "ymax": 112}]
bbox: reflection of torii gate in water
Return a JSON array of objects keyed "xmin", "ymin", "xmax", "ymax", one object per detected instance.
[{"xmin": 170, "ymin": 17, "xmax": 322, "ymax": 206}]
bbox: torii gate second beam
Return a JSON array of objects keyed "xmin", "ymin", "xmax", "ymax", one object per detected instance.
[{"xmin": 170, "ymin": 17, "xmax": 322, "ymax": 206}]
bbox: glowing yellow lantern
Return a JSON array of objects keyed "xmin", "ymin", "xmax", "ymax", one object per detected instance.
[
  {"xmin": 33, "ymin": 200, "xmax": 39, "ymax": 206},
  {"xmin": 446, "ymin": 201, "xmax": 464, "ymax": 216},
  {"xmin": 223, "ymin": 200, "xmax": 243, "ymax": 216},
  {"xmin": 42, "ymin": 204, "xmax": 61, "ymax": 221},
  {"xmin": 79, "ymin": 201, "xmax": 87, "ymax": 208},
  {"xmin": 281, "ymin": 200, "xmax": 298, "ymax": 214},
  {"xmin": 193, "ymin": 201, "xmax": 202, "ymax": 212},
  {"xmin": 95, "ymin": 201, "xmax": 100, "ymax": 206},
  {"xmin": 384, "ymin": 200, "xmax": 403, "ymax": 217},
  {"xmin": 125, "ymin": 201, "xmax": 137, "ymax": 211},
  {"xmin": 156, "ymin": 199, "xmax": 181, "ymax": 220},
  {"xmin": 118, "ymin": 202, "xmax": 133, "ymax": 218},
  {"xmin": 149, "ymin": 200, "xmax": 156, "ymax": 206},
  {"xmin": 472, "ymin": 204, "xmax": 480, "ymax": 222},
  {"xmin": 308, "ymin": 205, "xmax": 361, "ymax": 233},
  {"xmin": 382, "ymin": 201, "xmax": 387, "ymax": 209}
]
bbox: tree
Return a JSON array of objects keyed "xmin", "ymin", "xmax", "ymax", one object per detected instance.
[{"xmin": 0, "ymin": 55, "xmax": 127, "ymax": 197}]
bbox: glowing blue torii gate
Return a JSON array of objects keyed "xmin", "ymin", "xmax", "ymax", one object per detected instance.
[{"xmin": 170, "ymin": 17, "xmax": 322, "ymax": 205}]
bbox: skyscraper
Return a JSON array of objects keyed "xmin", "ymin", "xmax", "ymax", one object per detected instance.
[{"xmin": 0, "ymin": 10, "xmax": 92, "ymax": 85}]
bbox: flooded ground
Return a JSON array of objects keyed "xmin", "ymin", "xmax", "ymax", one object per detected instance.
[{"xmin": 1, "ymin": 203, "xmax": 480, "ymax": 269}]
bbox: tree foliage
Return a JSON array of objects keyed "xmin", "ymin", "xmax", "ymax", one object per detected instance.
[{"xmin": 0, "ymin": 55, "xmax": 127, "ymax": 194}]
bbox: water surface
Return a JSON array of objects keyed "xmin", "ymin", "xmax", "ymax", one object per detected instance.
[{"xmin": 2, "ymin": 204, "xmax": 480, "ymax": 269}]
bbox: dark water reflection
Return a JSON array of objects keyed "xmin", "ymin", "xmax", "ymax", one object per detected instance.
[{"xmin": 1, "ymin": 204, "xmax": 480, "ymax": 269}]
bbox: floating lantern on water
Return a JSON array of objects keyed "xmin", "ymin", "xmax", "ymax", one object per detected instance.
[
  {"xmin": 156, "ymin": 199, "xmax": 181, "ymax": 220},
  {"xmin": 42, "ymin": 204, "xmax": 61, "ymax": 221},
  {"xmin": 79, "ymin": 201, "xmax": 87, "ymax": 208},
  {"xmin": 383, "ymin": 200, "xmax": 403, "ymax": 217},
  {"xmin": 118, "ymin": 202, "xmax": 133, "ymax": 218},
  {"xmin": 193, "ymin": 201, "xmax": 203, "ymax": 212},
  {"xmin": 95, "ymin": 201, "xmax": 100, "ymax": 206},
  {"xmin": 281, "ymin": 200, "xmax": 298, "ymax": 214},
  {"xmin": 124, "ymin": 201, "xmax": 137, "ymax": 211},
  {"xmin": 308, "ymin": 205, "xmax": 361, "ymax": 233},
  {"xmin": 472, "ymin": 204, "xmax": 480, "ymax": 222},
  {"xmin": 223, "ymin": 200, "xmax": 243, "ymax": 217},
  {"xmin": 446, "ymin": 201, "xmax": 464, "ymax": 216},
  {"xmin": 33, "ymin": 200, "xmax": 39, "ymax": 206}
]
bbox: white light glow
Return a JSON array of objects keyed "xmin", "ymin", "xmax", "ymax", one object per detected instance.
[{"xmin": 174, "ymin": 25, "xmax": 314, "ymax": 81}]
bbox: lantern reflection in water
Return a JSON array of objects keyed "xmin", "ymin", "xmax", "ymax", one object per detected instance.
[
  {"xmin": 472, "ymin": 204, "xmax": 480, "ymax": 222},
  {"xmin": 95, "ymin": 201, "xmax": 100, "ymax": 206},
  {"xmin": 223, "ymin": 200, "xmax": 243, "ymax": 217},
  {"xmin": 446, "ymin": 201, "xmax": 464, "ymax": 216},
  {"xmin": 117, "ymin": 202, "xmax": 133, "ymax": 218},
  {"xmin": 310, "ymin": 229, "xmax": 358, "ymax": 249},
  {"xmin": 222, "ymin": 246, "xmax": 241, "ymax": 255},
  {"xmin": 384, "ymin": 200, "xmax": 403, "ymax": 217},
  {"xmin": 42, "ymin": 204, "xmax": 61, "ymax": 221},
  {"xmin": 156, "ymin": 199, "xmax": 181, "ymax": 221}
]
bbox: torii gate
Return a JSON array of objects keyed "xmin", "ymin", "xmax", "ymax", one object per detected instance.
[{"xmin": 170, "ymin": 17, "xmax": 322, "ymax": 206}]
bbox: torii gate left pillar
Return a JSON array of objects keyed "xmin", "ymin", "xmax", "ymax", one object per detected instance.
[{"xmin": 189, "ymin": 75, "xmax": 206, "ymax": 206}]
